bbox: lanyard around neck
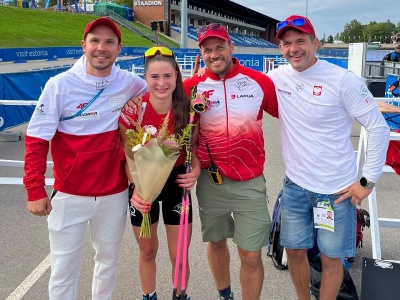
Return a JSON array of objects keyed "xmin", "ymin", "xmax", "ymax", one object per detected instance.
[{"xmin": 59, "ymin": 88, "xmax": 105, "ymax": 121}]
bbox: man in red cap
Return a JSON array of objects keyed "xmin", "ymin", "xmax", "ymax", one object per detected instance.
[
  {"xmin": 183, "ymin": 23, "xmax": 278, "ymax": 300},
  {"xmin": 268, "ymin": 15, "xmax": 389, "ymax": 299},
  {"xmin": 24, "ymin": 17, "xmax": 147, "ymax": 299}
]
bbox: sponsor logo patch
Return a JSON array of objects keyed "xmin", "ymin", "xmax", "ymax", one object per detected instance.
[
  {"xmin": 277, "ymin": 88, "xmax": 291, "ymax": 96},
  {"xmin": 109, "ymin": 95, "xmax": 127, "ymax": 105},
  {"xmin": 34, "ymin": 103, "xmax": 46, "ymax": 115}
]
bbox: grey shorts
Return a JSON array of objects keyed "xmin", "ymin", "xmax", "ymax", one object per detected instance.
[{"xmin": 196, "ymin": 169, "xmax": 270, "ymax": 251}]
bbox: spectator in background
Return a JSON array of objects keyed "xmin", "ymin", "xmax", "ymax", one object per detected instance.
[
  {"xmin": 381, "ymin": 44, "xmax": 400, "ymax": 64},
  {"xmin": 390, "ymin": 45, "xmax": 400, "ymax": 61}
]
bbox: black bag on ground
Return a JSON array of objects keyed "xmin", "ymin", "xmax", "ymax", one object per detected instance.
[
  {"xmin": 381, "ymin": 52, "xmax": 393, "ymax": 64},
  {"xmin": 361, "ymin": 257, "xmax": 400, "ymax": 300},
  {"xmin": 267, "ymin": 190, "xmax": 288, "ymax": 270},
  {"xmin": 309, "ymin": 254, "xmax": 359, "ymax": 300}
]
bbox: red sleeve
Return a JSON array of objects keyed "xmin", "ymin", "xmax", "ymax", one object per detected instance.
[
  {"xmin": 23, "ymin": 135, "xmax": 50, "ymax": 201},
  {"xmin": 119, "ymin": 107, "xmax": 138, "ymax": 130}
]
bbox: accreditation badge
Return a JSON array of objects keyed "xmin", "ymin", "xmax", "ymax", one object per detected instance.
[{"xmin": 313, "ymin": 198, "xmax": 334, "ymax": 232}]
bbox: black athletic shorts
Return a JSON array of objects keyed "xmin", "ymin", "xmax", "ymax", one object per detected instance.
[{"xmin": 128, "ymin": 164, "xmax": 193, "ymax": 226}]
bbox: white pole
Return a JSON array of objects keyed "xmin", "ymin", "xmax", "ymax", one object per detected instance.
[
  {"xmin": 180, "ymin": 0, "xmax": 188, "ymax": 48},
  {"xmin": 305, "ymin": 0, "xmax": 308, "ymax": 17}
]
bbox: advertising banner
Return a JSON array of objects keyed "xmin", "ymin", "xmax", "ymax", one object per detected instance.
[
  {"xmin": 384, "ymin": 74, "xmax": 400, "ymax": 129},
  {"xmin": 2, "ymin": 67, "xmax": 69, "ymax": 129}
]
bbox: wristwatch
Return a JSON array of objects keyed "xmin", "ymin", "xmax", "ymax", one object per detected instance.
[{"xmin": 360, "ymin": 177, "xmax": 375, "ymax": 189}]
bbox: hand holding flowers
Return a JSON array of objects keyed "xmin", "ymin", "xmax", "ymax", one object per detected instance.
[{"xmin": 124, "ymin": 112, "xmax": 192, "ymax": 238}]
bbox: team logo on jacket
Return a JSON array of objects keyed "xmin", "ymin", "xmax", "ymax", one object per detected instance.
[
  {"xmin": 109, "ymin": 94, "xmax": 126, "ymax": 105},
  {"xmin": 360, "ymin": 85, "xmax": 370, "ymax": 97},
  {"xmin": 209, "ymin": 100, "xmax": 221, "ymax": 108},
  {"xmin": 112, "ymin": 106, "xmax": 123, "ymax": 114},
  {"xmin": 277, "ymin": 88, "xmax": 291, "ymax": 96},
  {"xmin": 77, "ymin": 103, "xmax": 87, "ymax": 109},
  {"xmin": 236, "ymin": 77, "xmax": 252, "ymax": 91},
  {"xmin": 313, "ymin": 86, "xmax": 322, "ymax": 96},
  {"xmin": 34, "ymin": 104, "xmax": 45, "ymax": 115},
  {"xmin": 94, "ymin": 80, "xmax": 109, "ymax": 90},
  {"xmin": 232, "ymin": 94, "xmax": 254, "ymax": 99},
  {"xmin": 77, "ymin": 111, "xmax": 99, "ymax": 119},
  {"xmin": 295, "ymin": 82, "xmax": 305, "ymax": 92}
]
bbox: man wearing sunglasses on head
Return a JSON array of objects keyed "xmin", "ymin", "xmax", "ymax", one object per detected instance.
[
  {"xmin": 183, "ymin": 23, "xmax": 279, "ymax": 300},
  {"xmin": 23, "ymin": 17, "xmax": 147, "ymax": 300},
  {"xmin": 268, "ymin": 15, "xmax": 389, "ymax": 300}
]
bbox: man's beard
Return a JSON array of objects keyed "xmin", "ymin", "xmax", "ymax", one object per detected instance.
[{"xmin": 89, "ymin": 61, "xmax": 113, "ymax": 71}]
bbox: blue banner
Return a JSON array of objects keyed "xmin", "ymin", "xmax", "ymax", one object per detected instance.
[
  {"xmin": 0, "ymin": 46, "xmax": 152, "ymax": 63},
  {"xmin": 3, "ymin": 68, "xmax": 70, "ymax": 129},
  {"xmin": 0, "ymin": 74, "xmax": 4, "ymax": 130},
  {"xmin": 319, "ymin": 49, "xmax": 349, "ymax": 58},
  {"xmin": 385, "ymin": 74, "xmax": 399, "ymax": 98},
  {"xmin": 0, "ymin": 60, "xmax": 139, "ymax": 130},
  {"xmin": 0, "ymin": 52, "xmax": 349, "ymax": 131}
]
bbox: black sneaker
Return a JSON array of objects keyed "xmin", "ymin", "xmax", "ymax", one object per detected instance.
[
  {"xmin": 176, "ymin": 295, "xmax": 191, "ymax": 300},
  {"xmin": 218, "ymin": 291, "xmax": 234, "ymax": 300},
  {"xmin": 143, "ymin": 292, "xmax": 157, "ymax": 300}
]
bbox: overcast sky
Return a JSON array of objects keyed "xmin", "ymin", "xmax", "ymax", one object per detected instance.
[{"xmin": 230, "ymin": 0, "xmax": 400, "ymax": 39}]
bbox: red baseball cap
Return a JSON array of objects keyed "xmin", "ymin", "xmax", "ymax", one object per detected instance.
[
  {"xmin": 197, "ymin": 23, "xmax": 230, "ymax": 46},
  {"xmin": 276, "ymin": 15, "xmax": 316, "ymax": 39},
  {"xmin": 83, "ymin": 17, "xmax": 122, "ymax": 43}
]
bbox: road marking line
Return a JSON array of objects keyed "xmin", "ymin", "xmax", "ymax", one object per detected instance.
[{"xmin": 6, "ymin": 254, "xmax": 51, "ymax": 300}]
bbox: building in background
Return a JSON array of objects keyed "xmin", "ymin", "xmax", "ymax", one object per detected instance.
[{"xmin": 133, "ymin": 0, "xmax": 279, "ymax": 49}]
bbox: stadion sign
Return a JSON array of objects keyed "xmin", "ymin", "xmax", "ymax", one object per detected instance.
[{"xmin": 134, "ymin": 0, "xmax": 163, "ymax": 5}]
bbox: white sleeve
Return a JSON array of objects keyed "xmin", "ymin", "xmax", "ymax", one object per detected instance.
[
  {"xmin": 355, "ymin": 107, "xmax": 390, "ymax": 183},
  {"xmin": 26, "ymin": 77, "xmax": 61, "ymax": 141}
]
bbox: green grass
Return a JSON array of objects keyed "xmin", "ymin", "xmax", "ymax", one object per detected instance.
[{"xmin": 0, "ymin": 6, "xmax": 176, "ymax": 48}]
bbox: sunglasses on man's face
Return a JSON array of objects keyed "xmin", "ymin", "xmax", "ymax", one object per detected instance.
[
  {"xmin": 197, "ymin": 23, "xmax": 224, "ymax": 38},
  {"xmin": 144, "ymin": 46, "xmax": 174, "ymax": 59},
  {"xmin": 276, "ymin": 18, "xmax": 306, "ymax": 31}
]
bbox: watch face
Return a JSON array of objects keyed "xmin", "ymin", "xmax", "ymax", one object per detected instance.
[{"xmin": 360, "ymin": 177, "xmax": 368, "ymax": 187}]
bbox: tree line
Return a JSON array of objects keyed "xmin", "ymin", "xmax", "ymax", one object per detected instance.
[{"xmin": 322, "ymin": 19, "xmax": 400, "ymax": 44}]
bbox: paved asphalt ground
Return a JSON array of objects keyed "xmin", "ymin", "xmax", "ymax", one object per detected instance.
[{"xmin": 1, "ymin": 60, "xmax": 399, "ymax": 300}]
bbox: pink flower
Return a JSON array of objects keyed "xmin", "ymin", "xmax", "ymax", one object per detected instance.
[{"xmin": 163, "ymin": 138, "xmax": 179, "ymax": 150}]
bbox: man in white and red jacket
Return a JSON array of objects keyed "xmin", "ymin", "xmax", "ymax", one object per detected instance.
[
  {"xmin": 23, "ymin": 17, "xmax": 147, "ymax": 300},
  {"xmin": 183, "ymin": 24, "xmax": 278, "ymax": 300}
]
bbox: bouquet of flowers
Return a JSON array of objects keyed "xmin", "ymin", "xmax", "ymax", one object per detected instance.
[{"xmin": 124, "ymin": 112, "xmax": 192, "ymax": 238}]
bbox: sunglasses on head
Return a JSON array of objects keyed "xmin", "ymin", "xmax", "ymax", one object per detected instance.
[
  {"xmin": 197, "ymin": 23, "xmax": 224, "ymax": 38},
  {"xmin": 144, "ymin": 46, "xmax": 174, "ymax": 59},
  {"xmin": 276, "ymin": 18, "xmax": 306, "ymax": 31}
]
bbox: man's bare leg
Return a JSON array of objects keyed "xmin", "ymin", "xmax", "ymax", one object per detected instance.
[
  {"xmin": 286, "ymin": 248, "xmax": 311, "ymax": 300},
  {"xmin": 238, "ymin": 247, "xmax": 263, "ymax": 300}
]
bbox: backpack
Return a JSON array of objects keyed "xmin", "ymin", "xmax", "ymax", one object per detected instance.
[
  {"xmin": 267, "ymin": 190, "xmax": 288, "ymax": 270},
  {"xmin": 356, "ymin": 208, "xmax": 370, "ymax": 249},
  {"xmin": 344, "ymin": 208, "xmax": 370, "ymax": 262},
  {"xmin": 309, "ymin": 254, "xmax": 359, "ymax": 300},
  {"xmin": 381, "ymin": 52, "xmax": 393, "ymax": 63},
  {"xmin": 385, "ymin": 129, "xmax": 400, "ymax": 174}
]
